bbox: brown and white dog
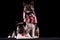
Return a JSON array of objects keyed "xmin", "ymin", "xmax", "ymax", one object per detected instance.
[{"xmin": 23, "ymin": 1, "xmax": 37, "ymax": 25}]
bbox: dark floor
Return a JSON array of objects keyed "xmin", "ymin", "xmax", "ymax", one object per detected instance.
[{"xmin": 0, "ymin": 37, "xmax": 60, "ymax": 40}]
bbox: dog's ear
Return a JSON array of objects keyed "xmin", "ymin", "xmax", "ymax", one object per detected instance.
[
  {"xmin": 30, "ymin": 1, "xmax": 34, "ymax": 7},
  {"xmin": 29, "ymin": 1, "xmax": 34, "ymax": 11},
  {"xmin": 23, "ymin": 22, "xmax": 26, "ymax": 26},
  {"xmin": 23, "ymin": 2, "xmax": 26, "ymax": 7}
]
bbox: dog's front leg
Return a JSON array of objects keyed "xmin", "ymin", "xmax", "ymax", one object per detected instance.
[{"xmin": 32, "ymin": 24, "xmax": 35, "ymax": 38}]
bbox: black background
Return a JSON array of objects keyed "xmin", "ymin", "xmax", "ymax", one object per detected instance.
[{"xmin": 0, "ymin": 0, "xmax": 59, "ymax": 38}]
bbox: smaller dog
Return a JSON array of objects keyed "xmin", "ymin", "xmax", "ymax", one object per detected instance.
[{"xmin": 16, "ymin": 22, "xmax": 32, "ymax": 39}]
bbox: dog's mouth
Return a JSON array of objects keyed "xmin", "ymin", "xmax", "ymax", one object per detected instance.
[{"xmin": 26, "ymin": 11, "xmax": 30, "ymax": 13}]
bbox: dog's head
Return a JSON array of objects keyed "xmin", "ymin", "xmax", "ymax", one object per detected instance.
[
  {"xmin": 23, "ymin": 1, "xmax": 34, "ymax": 12},
  {"xmin": 18, "ymin": 23, "xmax": 24, "ymax": 34},
  {"xmin": 17, "ymin": 22, "xmax": 27, "ymax": 34}
]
